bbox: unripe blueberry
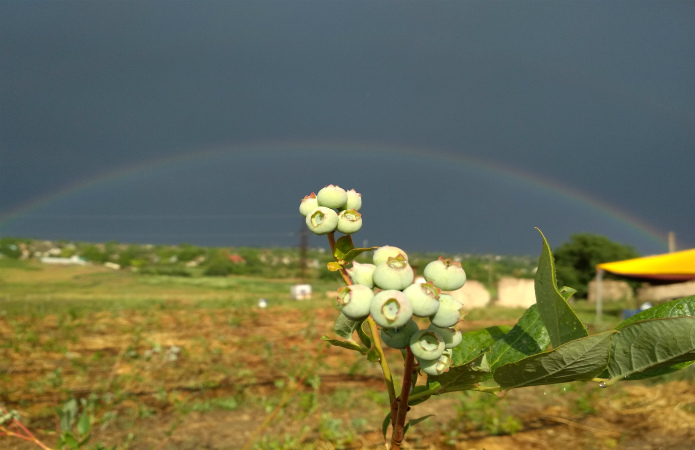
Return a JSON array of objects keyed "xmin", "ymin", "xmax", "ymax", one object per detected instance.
[
  {"xmin": 423, "ymin": 257, "xmax": 467, "ymax": 291},
  {"xmin": 317, "ymin": 185, "xmax": 347, "ymax": 209},
  {"xmin": 306, "ymin": 207, "xmax": 339, "ymax": 235},
  {"xmin": 418, "ymin": 349, "xmax": 453, "ymax": 376},
  {"xmin": 427, "ymin": 324, "xmax": 462, "ymax": 349},
  {"xmin": 299, "ymin": 193, "xmax": 319, "ymax": 217},
  {"xmin": 409, "ymin": 329, "xmax": 445, "ymax": 361},
  {"xmin": 372, "ymin": 255, "xmax": 414, "ymax": 291},
  {"xmin": 370, "ymin": 290, "xmax": 413, "ymax": 329},
  {"xmin": 347, "ymin": 262, "xmax": 376, "ymax": 288},
  {"xmin": 337, "ymin": 285, "xmax": 374, "ymax": 321},
  {"xmin": 429, "ymin": 294, "xmax": 465, "ymax": 328},
  {"xmin": 403, "ymin": 282, "xmax": 441, "ymax": 317},
  {"xmin": 373, "ymin": 246, "xmax": 408, "ymax": 266},
  {"xmin": 340, "ymin": 189, "xmax": 362, "ymax": 211},
  {"xmin": 380, "ymin": 319, "xmax": 419, "ymax": 349},
  {"xmin": 337, "ymin": 209, "xmax": 362, "ymax": 234}
]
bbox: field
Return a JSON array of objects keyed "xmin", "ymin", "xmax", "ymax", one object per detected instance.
[{"xmin": 1, "ymin": 259, "xmax": 694, "ymax": 449}]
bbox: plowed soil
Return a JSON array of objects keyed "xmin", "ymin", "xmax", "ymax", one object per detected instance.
[{"xmin": 1, "ymin": 263, "xmax": 693, "ymax": 449}]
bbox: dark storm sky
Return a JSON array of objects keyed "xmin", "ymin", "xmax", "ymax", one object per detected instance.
[{"xmin": 1, "ymin": 1, "xmax": 694, "ymax": 256}]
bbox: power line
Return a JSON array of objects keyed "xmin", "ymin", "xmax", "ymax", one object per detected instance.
[{"xmin": 0, "ymin": 214, "xmax": 297, "ymax": 220}]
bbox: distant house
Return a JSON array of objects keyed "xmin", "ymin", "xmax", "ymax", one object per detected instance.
[{"xmin": 40, "ymin": 255, "xmax": 87, "ymax": 266}]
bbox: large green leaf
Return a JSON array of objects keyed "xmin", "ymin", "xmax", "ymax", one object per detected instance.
[
  {"xmin": 612, "ymin": 361, "xmax": 695, "ymax": 381},
  {"xmin": 429, "ymin": 353, "xmax": 490, "ymax": 393},
  {"xmin": 616, "ymin": 295, "xmax": 695, "ymax": 330},
  {"xmin": 451, "ymin": 325, "xmax": 511, "ymax": 366},
  {"xmin": 488, "ymin": 305, "xmax": 551, "ymax": 371},
  {"xmin": 535, "ymin": 229, "xmax": 588, "ymax": 348},
  {"xmin": 595, "ymin": 296, "xmax": 695, "ymax": 380},
  {"xmin": 493, "ymin": 331, "xmax": 616, "ymax": 389},
  {"xmin": 608, "ymin": 316, "xmax": 695, "ymax": 382}
]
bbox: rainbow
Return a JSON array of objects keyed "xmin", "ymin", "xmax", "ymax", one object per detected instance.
[{"xmin": 0, "ymin": 140, "xmax": 668, "ymax": 249}]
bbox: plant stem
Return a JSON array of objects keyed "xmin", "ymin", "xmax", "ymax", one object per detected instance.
[
  {"xmin": 366, "ymin": 316, "xmax": 398, "ymax": 409},
  {"xmin": 327, "ymin": 231, "xmax": 337, "ymax": 254},
  {"xmin": 390, "ymin": 348, "xmax": 415, "ymax": 450},
  {"xmin": 325, "ymin": 232, "xmax": 398, "ymax": 425}
]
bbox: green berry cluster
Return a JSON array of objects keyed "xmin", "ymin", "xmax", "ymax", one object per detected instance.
[
  {"xmin": 348, "ymin": 246, "xmax": 466, "ymax": 377},
  {"xmin": 299, "ymin": 187, "xmax": 468, "ymax": 377},
  {"xmin": 300, "ymin": 185, "xmax": 362, "ymax": 235}
]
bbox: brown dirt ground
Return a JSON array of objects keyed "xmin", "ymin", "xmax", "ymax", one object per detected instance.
[{"xmin": 2, "ymin": 304, "xmax": 694, "ymax": 449}]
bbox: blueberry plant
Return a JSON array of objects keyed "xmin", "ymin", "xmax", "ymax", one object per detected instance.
[{"xmin": 301, "ymin": 185, "xmax": 695, "ymax": 449}]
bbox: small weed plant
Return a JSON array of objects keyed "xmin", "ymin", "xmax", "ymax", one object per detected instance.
[{"xmin": 301, "ymin": 185, "xmax": 695, "ymax": 449}]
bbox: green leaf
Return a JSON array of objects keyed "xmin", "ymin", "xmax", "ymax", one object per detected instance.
[
  {"xmin": 493, "ymin": 331, "xmax": 616, "ymax": 389},
  {"xmin": 403, "ymin": 415, "xmax": 435, "ymax": 437},
  {"xmin": 366, "ymin": 348, "xmax": 381, "ymax": 362},
  {"xmin": 616, "ymin": 295, "xmax": 695, "ymax": 330},
  {"xmin": 382, "ymin": 412, "xmax": 392, "ymax": 440},
  {"xmin": 535, "ymin": 228, "xmax": 589, "ymax": 347},
  {"xmin": 451, "ymin": 325, "xmax": 511, "ymax": 366},
  {"xmin": 327, "ymin": 261, "xmax": 342, "ymax": 272},
  {"xmin": 341, "ymin": 246, "xmax": 378, "ymax": 264},
  {"xmin": 333, "ymin": 235, "xmax": 355, "ymax": 261},
  {"xmin": 321, "ymin": 336, "xmax": 368, "ymax": 354},
  {"xmin": 59, "ymin": 432, "xmax": 79, "ymax": 449},
  {"xmin": 613, "ymin": 361, "xmax": 695, "ymax": 381},
  {"xmin": 356, "ymin": 320, "xmax": 372, "ymax": 349},
  {"xmin": 606, "ymin": 296, "xmax": 695, "ymax": 380},
  {"xmin": 428, "ymin": 353, "xmax": 490, "ymax": 393},
  {"xmin": 77, "ymin": 410, "xmax": 90, "ymax": 436},
  {"xmin": 559, "ymin": 286, "xmax": 577, "ymax": 301},
  {"xmin": 608, "ymin": 317, "xmax": 695, "ymax": 382},
  {"xmin": 333, "ymin": 313, "xmax": 361, "ymax": 341},
  {"xmin": 408, "ymin": 384, "xmax": 439, "ymax": 406},
  {"xmin": 59, "ymin": 398, "xmax": 78, "ymax": 431},
  {"xmin": 488, "ymin": 305, "xmax": 551, "ymax": 371}
]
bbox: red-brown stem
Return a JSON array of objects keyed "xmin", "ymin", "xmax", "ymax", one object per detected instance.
[
  {"xmin": 327, "ymin": 232, "xmax": 337, "ymax": 254},
  {"xmin": 390, "ymin": 348, "xmax": 416, "ymax": 449}
]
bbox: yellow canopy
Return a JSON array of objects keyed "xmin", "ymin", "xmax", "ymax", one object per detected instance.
[{"xmin": 596, "ymin": 248, "xmax": 695, "ymax": 280}]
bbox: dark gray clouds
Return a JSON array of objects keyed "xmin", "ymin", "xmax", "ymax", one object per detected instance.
[{"xmin": 1, "ymin": 1, "xmax": 693, "ymax": 255}]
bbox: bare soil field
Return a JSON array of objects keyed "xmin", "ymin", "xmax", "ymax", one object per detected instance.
[{"xmin": 1, "ymin": 262, "xmax": 694, "ymax": 449}]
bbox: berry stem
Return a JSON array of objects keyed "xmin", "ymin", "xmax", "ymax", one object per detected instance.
[
  {"xmin": 365, "ymin": 315, "xmax": 398, "ymax": 418},
  {"xmin": 325, "ymin": 232, "xmax": 398, "ymax": 421},
  {"xmin": 390, "ymin": 347, "xmax": 415, "ymax": 450},
  {"xmin": 326, "ymin": 231, "xmax": 337, "ymax": 254}
]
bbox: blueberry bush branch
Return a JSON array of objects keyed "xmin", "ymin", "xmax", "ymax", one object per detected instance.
[{"xmin": 301, "ymin": 185, "xmax": 695, "ymax": 449}]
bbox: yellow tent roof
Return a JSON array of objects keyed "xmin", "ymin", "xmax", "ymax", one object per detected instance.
[{"xmin": 596, "ymin": 248, "xmax": 695, "ymax": 280}]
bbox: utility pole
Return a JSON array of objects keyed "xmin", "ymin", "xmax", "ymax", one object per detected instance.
[
  {"xmin": 299, "ymin": 221, "xmax": 308, "ymax": 279},
  {"xmin": 668, "ymin": 231, "xmax": 676, "ymax": 253}
]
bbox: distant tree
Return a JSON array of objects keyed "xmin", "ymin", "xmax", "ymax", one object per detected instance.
[
  {"xmin": 117, "ymin": 245, "xmax": 145, "ymax": 268},
  {"xmin": 554, "ymin": 233, "xmax": 640, "ymax": 299},
  {"xmin": 81, "ymin": 245, "xmax": 108, "ymax": 263},
  {"xmin": 177, "ymin": 244, "xmax": 205, "ymax": 262}
]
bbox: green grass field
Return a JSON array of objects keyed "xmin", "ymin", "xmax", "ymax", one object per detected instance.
[{"xmin": 1, "ymin": 259, "xmax": 693, "ymax": 449}]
